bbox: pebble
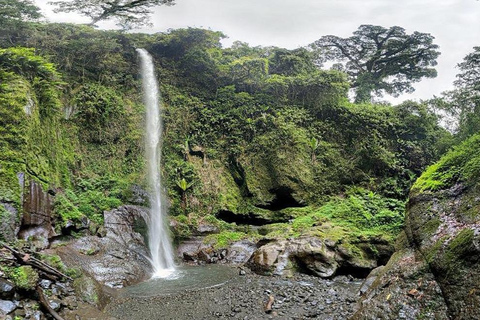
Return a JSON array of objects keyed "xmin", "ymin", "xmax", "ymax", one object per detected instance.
[
  {"xmin": 107, "ymin": 271, "xmax": 363, "ymax": 320},
  {"xmin": 0, "ymin": 300, "xmax": 16, "ymax": 315}
]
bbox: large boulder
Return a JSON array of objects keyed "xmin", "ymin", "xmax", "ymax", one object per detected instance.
[
  {"xmin": 353, "ymin": 134, "xmax": 480, "ymax": 319},
  {"xmin": 248, "ymin": 236, "xmax": 393, "ymax": 277},
  {"xmin": 177, "ymin": 236, "xmax": 256, "ymax": 265},
  {"xmin": 56, "ymin": 205, "xmax": 152, "ymax": 288}
]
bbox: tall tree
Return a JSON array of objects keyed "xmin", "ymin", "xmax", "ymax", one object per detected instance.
[
  {"xmin": 434, "ymin": 47, "xmax": 480, "ymax": 139},
  {"xmin": 49, "ymin": 0, "xmax": 175, "ymax": 28},
  {"xmin": 311, "ymin": 25, "xmax": 440, "ymax": 103},
  {"xmin": 0, "ymin": 0, "xmax": 42, "ymax": 22}
]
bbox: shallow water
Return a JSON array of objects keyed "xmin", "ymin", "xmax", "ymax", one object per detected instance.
[{"xmin": 119, "ymin": 265, "xmax": 237, "ymax": 298}]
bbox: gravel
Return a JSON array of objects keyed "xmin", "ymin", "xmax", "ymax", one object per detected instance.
[{"xmin": 105, "ymin": 268, "xmax": 362, "ymax": 320}]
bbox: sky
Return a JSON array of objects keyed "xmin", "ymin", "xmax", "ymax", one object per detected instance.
[{"xmin": 34, "ymin": 0, "xmax": 480, "ymax": 103}]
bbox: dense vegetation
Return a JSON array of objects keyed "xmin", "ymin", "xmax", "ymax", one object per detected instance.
[{"xmin": 0, "ymin": 11, "xmax": 455, "ymax": 248}]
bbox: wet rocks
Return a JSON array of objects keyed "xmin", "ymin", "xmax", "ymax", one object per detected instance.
[
  {"xmin": 106, "ymin": 269, "xmax": 363, "ymax": 320},
  {"xmin": 177, "ymin": 237, "xmax": 257, "ymax": 265},
  {"xmin": 353, "ymin": 181, "xmax": 480, "ymax": 319},
  {"xmin": 0, "ymin": 202, "xmax": 19, "ymax": 243},
  {"xmin": 248, "ymin": 236, "xmax": 392, "ymax": 278},
  {"xmin": 55, "ymin": 205, "xmax": 152, "ymax": 288},
  {"xmin": 18, "ymin": 181, "xmax": 55, "ymax": 250},
  {"xmin": 351, "ymin": 247, "xmax": 448, "ymax": 320},
  {"xmin": 0, "ymin": 279, "xmax": 15, "ymax": 299},
  {"xmin": 0, "ymin": 300, "xmax": 16, "ymax": 316}
]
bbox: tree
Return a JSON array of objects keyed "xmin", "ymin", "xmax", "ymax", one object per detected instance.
[
  {"xmin": 268, "ymin": 48, "xmax": 317, "ymax": 76},
  {"xmin": 49, "ymin": 0, "xmax": 175, "ymax": 28},
  {"xmin": 434, "ymin": 47, "xmax": 480, "ymax": 140},
  {"xmin": 311, "ymin": 25, "xmax": 440, "ymax": 103},
  {"xmin": 0, "ymin": 0, "xmax": 42, "ymax": 22}
]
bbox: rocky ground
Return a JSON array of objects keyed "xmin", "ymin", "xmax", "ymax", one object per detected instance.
[{"xmin": 104, "ymin": 268, "xmax": 363, "ymax": 320}]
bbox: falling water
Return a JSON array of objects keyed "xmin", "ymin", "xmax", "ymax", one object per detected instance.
[{"xmin": 137, "ymin": 48, "xmax": 176, "ymax": 278}]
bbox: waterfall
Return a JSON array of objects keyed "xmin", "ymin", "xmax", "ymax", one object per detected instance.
[{"xmin": 137, "ymin": 48, "xmax": 176, "ymax": 278}]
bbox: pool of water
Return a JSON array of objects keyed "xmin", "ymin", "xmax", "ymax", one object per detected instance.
[{"xmin": 119, "ymin": 265, "xmax": 237, "ymax": 298}]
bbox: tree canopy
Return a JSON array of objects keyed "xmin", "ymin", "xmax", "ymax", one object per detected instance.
[
  {"xmin": 433, "ymin": 47, "xmax": 480, "ymax": 140},
  {"xmin": 0, "ymin": 0, "xmax": 42, "ymax": 22},
  {"xmin": 311, "ymin": 25, "xmax": 440, "ymax": 103},
  {"xmin": 49, "ymin": 0, "xmax": 175, "ymax": 28}
]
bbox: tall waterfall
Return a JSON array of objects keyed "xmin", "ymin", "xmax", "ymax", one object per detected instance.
[{"xmin": 137, "ymin": 48, "xmax": 176, "ymax": 278}]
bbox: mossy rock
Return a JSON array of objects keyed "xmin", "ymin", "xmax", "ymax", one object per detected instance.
[
  {"xmin": 9, "ymin": 266, "xmax": 39, "ymax": 290},
  {"xmin": 73, "ymin": 275, "xmax": 108, "ymax": 308}
]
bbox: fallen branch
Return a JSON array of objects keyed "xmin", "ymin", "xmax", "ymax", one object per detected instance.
[
  {"xmin": 265, "ymin": 295, "xmax": 274, "ymax": 313},
  {"xmin": 36, "ymin": 286, "xmax": 65, "ymax": 320},
  {"xmin": 1, "ymin": 242, "xmax": 73, "ymax": 281}
]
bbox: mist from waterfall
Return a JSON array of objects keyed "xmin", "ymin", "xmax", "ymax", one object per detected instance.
[{"xmin": 137, "ymin": 48, "xmax": 176, "ymax": 278}]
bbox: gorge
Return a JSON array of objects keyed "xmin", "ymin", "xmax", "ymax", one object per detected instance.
[{"xmin": 0, "ymin": 9, "xmax": 479, "ymax": 320}]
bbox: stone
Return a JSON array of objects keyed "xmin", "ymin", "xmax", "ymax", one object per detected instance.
[
  {"xmin": 196, "ymin": 223, "xmax": 219, "ymax": 234},
  {"xmin": 32, "ymin": 311, "xmax": 44, "ymax": 320},
  {"xmin": 197, "ymin": 249, "xmax": 212, "ymax": 263},
  {"xmin": 18, "ymin": 181, "xmax": 56, "ymax": 248},
  {"xmin": 359, "ymin": 266, "xmax": 384, "ymax": 295},
  {"xmin": 0, "ymin": 300, "xmax": 16, "ymax": 315},
  {"xmin": 48, "ymin": 298, "xmax": 62, "ymax": 311},
  {"xmin": 0, "ymin": 202, "xmax": 18, "ymax": 242},
  {"xmin": 63, "ymin": 296, "xmax": 78, "ymax": 309},
  {"xmin": 0, "ymin": 279, "xmax": 14, "ymax": 299},
  {"xmin": 248, "ymin": 236, "xmax": 382, "ymax": 278},
  {"xmin": 55, "ymin": 205, "xmax": 152, "ymax": 288},
  {"xmin": 38, "ymin": 279, "xmax": 52, "ymax": 290}
]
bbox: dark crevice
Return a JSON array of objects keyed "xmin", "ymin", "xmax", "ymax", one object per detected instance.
[
  {"xmin": 291, "ymin": 257, "xmax": 317, "ymax": 277},
  {"xmin": 256, "ymin": 187, "xmax": 305, "ymax": 211},
  {"xmin": 216, "ymin": 210, "xmax": 271, "ymax": 226},
  {"xmin": 227, "ymin": 156, "xmax": 252, "ymax": 197},
  {"xmin": 335, "ymin": 265, "xmax": 371, "ymax": 279}
]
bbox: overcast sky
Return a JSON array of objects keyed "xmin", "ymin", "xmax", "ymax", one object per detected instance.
[{"xmin": 35, "ymin": 0, "xmax": 480, "ymax": 103}]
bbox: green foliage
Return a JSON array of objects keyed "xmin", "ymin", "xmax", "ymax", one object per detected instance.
[
  {"xmin": 7, "ymin": 265, "xmax": 39, "ymax": 290},
  {"xmin": 204, "ymin": 231, "xmax": 247, "ymax": 249},
  {"xmin": 0, "ymin": 22, "xmax": 449, "ymax": 248},
  {"xmin": 72, "ymin": 83, "xmax": 127, "ymax": 143},
  {"xmin": 176, "ymin": 178, "xmax": 193, "ymax": 192},
  {"xmin": 432, "ymin": 47, "xmax": 480, "ymax": 142},
  {"xmin": 413, "ymin": 133, "xmax": 480, "ymax": 193},
  {"xmin": 54, "ymin": 177, "xmax": 126, "ymax": 226},
  {"xmin": 266, "ymin": 188, "xmax": 405, "ymax": 241},
  {"xmin": 0, "ymin": 0, "xmax": 41, "ymax": 22}
]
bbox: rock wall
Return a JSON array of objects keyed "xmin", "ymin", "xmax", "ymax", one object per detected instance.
[
  {"xmin": 354, "ymin": 135, "xmax": 480, "ymax": 319},
  {"xmin": 55, "ymin": 205, "xmax": 152, "ymax": 288},
  {"xmin": 17, "ymin": 180, "xmax": 55, "ymax": 248}
]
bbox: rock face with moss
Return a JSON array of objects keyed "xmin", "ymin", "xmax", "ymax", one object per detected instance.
[
  {"xmin": 55, "ymin": 205, "xmax": 151, "ymax": 288},
  {"xmin": 248, "ymin": 236, "xmax": 393, "ymax": 278},
  {"xmin": 354, "ymin": 134, "xmax": 480, "ymax": 319}
]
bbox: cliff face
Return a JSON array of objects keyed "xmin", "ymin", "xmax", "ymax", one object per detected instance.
[{"xmin": 354, "ymin": 134, "xmax": 480, "ymax": 319}]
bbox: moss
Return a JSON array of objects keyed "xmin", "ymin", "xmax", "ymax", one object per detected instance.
[
  {"xmin": 73, "ymin": 275, "xmax": 100, "ymax": 305},
  {"xmin": 412, "ymin": 133, "xmax": 480, "ymax": 194},
  {"xmin": 204, "ymin": 231, "xmax": 248, "ymax": 249},
  {"xmin": 9, "ymin": 266, "xmax": 39, "ymax": 290},
  {"xmin": 38, "ymin": 253, "xmax": 69, "ymax": 274},
  {"xmin": 445, "ymin": 229, "xmax": 475, "ymax": 263},
  {"xmin": 458, "ymin": 187, "xmax": 480, "ymax": 222},
  {"xmin": 424, "ymin": 237, "xmax": 445, "ymax": 264},
  {"xmin": 420, "ymin": 218, "xmax": 441, "ymax": 239}
]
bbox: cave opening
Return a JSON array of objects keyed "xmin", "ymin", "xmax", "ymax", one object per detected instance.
[{"xmin": 256, "ymin": 187, "xmax": 305, "ymax": 211}]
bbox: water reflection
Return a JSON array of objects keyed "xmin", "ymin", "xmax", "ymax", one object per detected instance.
[{"xmin": 121, "ymin": 265, "xmax": 237, "ymax": 298}]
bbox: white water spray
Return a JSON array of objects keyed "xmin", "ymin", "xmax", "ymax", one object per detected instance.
[{"xmin": 137, "ymin": 48, "xmax": 176, "ymax": 278}]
